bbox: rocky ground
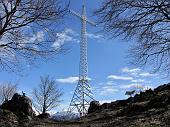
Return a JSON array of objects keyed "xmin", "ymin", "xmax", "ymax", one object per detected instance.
[
  {"xmin": 81, "ymin": 83, "xmax": 170, "ymax": 127},
  {"xmin": 0, "ymin": 83, "xmax": 170, "ymax": 127}
]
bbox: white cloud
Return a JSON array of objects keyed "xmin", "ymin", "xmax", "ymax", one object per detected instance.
[
  {"xmin": 121, "ymin": 67, "xmax": 141, "ymax": 73},
  {"xmin": 139, "ymin": 72, "xmax": 157, "ymax": 77},
  {"xmin": 120, "ymin": 83, "xmax": 154, "ymax": 91},
  {"xmin": 27, "ymin": 31, "xmax": 44, "ymax": 43},
  {"xmin": 105, "ymin": 81, "xmax": 114, "ymax": 85},
  {"xmin": 0, "ymin": 30, "xmax": 45, "ymax": 61},
  {"xmin": 120, "ymin": 83, "xmax": 144, "ymax": 89},
  {"xmin": 36, "ymin": 31, "xmax": 44, "ymax": 42},
  {"xmin": 56, "ymin": 76, "xmax": 79, "ymax": 84},
  {"xmin": 65, "ymin": 28, "xmax": 78, "ymax": 36},
  {"xmin": 121, "ymin": 67, "xmax": 158, "ymax": 78},
  {"xmin": 100, "ymin": 85, "xmax": 118, "ymax": 95},
  {"xmin": 121, "ymin": 67, "xmax": 142, "ymax": 76},
  {"xmin": 131, "ymin": 79, "xmax": 145, "ymax": 83},
  {"xmin": 52, "ymin": 28, "xmax": 104, "ymax": 49},
  {"xmin": 99, "ymin": 100, "xmax": 115, "ymax": 104},
  {"xmin": 107, "ymin": 75, "xmax": 133, "ymax": 80},
  {"xmin": 87, "ymin": 33, "xmax": 103, "ymax": 40},
  {"xmin": 52, "ymin": 28, "xmax": 79, "ymax": 49},
  {"xmin": 56, "ymin": 76, "xmax": 91, "ymax": 84}
]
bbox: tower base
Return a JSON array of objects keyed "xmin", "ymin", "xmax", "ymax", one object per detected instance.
[{"xmin": 68, "ymin": 79, "xmax": 94, "ymax": 116}]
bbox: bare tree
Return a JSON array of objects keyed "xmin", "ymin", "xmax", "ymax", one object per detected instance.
[
  {"xmin": 95, "ymin": 0, "xmax": 170, "ymax": 75},
  {"xmin": 0, "ymin": 0, "xmax": 68, "ymax": 72},
  {"xmin": 33, "ymin": 75, "xmax": 63, "ymax": 114},
  {"xmin": 0, "ymin": 82, "xmax": 17, "ymax": 103}
]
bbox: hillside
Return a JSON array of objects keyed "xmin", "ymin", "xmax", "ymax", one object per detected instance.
[
  {"xmin": 79, "ymin": 83, "xmax": 170, "ymax": 127},
  {"xmin": 0, "ymin": 83, "xmax": 170, "ymax": 127}
]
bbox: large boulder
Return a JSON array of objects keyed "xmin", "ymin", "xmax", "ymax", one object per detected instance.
[
  {"xmin": 154, "ymin": 83, "xmax": 170, "ymax": 92},
  {"xmin": 0, "ymin": 93, "xmax": 35, "ymax": 119},
  {"xmin": 147, "ymin": 94, "xmax": 169, "ymax": 109},
  {"xmin": 100, "ymin": 103, "xmax": 112, "ymax": 111},
  {"xmin": 112, "ymin": 100, "xmax": 128, "ymax": 108},
  {"xmin": 133, "ymin": 89, "xmax": 156, "ymax": 102},
  {"xmin": 88, "ymin": 101, "xmax": 100, "ymax": 114},
  {"xmin": 0, "ymin": 109, "xmax": 18, "ymax": 127},
  {"xmin": 37, "ymin": 113, "xmax": 50, "ymax": 119}
]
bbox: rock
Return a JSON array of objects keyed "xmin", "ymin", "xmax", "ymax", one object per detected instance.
[
  {"xmin": 154, "ymin": 83, "xmax": 170, "ymax": 92},
  {"xmin": 126, "ymin": 102, "xmax": 148, "ymax": 116},
  {"xmin": 0, "ymin": 93, "xmax": 35, "ymax": 119},
  {"xmin": 0, "ymin": 109, "xmax": 18, "ymax": 127},
  {"xmin": 37, "ymin": 113, "xmax": 50, "ymax": 119},
  {"xmin": 88, "ymin": 101, "xmax": 100, "ymax": 114},
  {"xmin": 147, "ymin": 94, "xmax": 168, "ymax": 109},
  {"xmin": 133, "ymin": 89, "xmax": 156, "ymax": 102},
  {"xmin": 112, "ymin": 100, "xmax": 128, "ymax": 108},
  {"xmin": 100, "ymin": 103, "xmax": 112, "ymax": 111},
  {"xmin": 86, "ymin": 83, "xmax": 170, "ymax": 127}
]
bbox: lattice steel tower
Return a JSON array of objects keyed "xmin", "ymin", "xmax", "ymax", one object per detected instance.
[
  {"xmin": 68, "ymin": 0, "xmax": 96, "ymax": 116},
  {"xmin": 0, "ymin": 14, "xmax": 2, "ymax": 39}
]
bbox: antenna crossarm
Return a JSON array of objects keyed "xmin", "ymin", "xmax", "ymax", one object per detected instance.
[
  {"xmin": 68, "ymin": 0, "xmax": 96, "ymax": 116},
  {"xmin": 86, "ymin": 19, "xmax": 96, "ymax": 27},
  {"xmin": 69, "ymin": 9, "xmax": 83, "ymax": 20},
  {"xmin": 69, "ymin": 9, "xmax": 96, "ymax": 27}
]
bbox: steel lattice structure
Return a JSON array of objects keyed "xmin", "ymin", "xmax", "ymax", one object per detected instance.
[
  {"xmin": 0, "ymin": 14, "xmax": 2, "ymax": 39},
  {"xmin": 68, "ymin": 0, "xmax": 96, "ymax": 116}
]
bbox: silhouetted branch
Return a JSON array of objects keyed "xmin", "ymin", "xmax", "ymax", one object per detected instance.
[
  {"xmin": 0, "ymin": 0, "xmax": 68, "ymax": 72},
  {"xmin": 95, "ymin": 0, "xmax": 170, "ymax": 75},
  {"xmin": 32, "ymin": 75, "xmax": 63, "ymax": 114},
  {"xmin": 0, "ymin": 82, "xmax": 18, "ymax": 103}
]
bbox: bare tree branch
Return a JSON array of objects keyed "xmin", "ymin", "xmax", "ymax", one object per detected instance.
[
  {"xmin": 32, "ymin": 75, "xmax": 63, "ymax": 114},
  {"xmin": 0, "ymin": 82, "xmax": 18, "ymax": 103},
  {"xmin": 95, "ymin": 0, "xmax": 170, "ymax": 76},
  {"xmin": 0, "ymin": 0, "xmax": 68, "ymax": 72}
]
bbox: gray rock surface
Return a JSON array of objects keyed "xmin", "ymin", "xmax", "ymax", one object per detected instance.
[
  {"xmin": 0, "ymin": 83, "xmax": 170, "ymax": 127},
  {"xmin": 85, "ymin": 83, "xmax": 170, "ymax": 127},
  {"xmin": 37, "ymin": 113, "xmax": 50, "ymax": 119},
  {"xmin": 88, "ymin": 101, "xmax": 100, "ymax": 114},
  {"xmin": 0, "ymin": 93, "xmax": 35, "ymax": 119}
]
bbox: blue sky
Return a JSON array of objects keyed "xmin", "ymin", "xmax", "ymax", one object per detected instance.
[{"xmin": 0, "ymin": 0, "xmax": 169, "ymax": 113}]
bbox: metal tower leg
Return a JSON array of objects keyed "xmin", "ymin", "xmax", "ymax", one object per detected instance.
[
  {"xmin": 68, "ymin": 0, "xmax": 96, "ymax": 116},
  {"xmin": 68, "ymin": 79, "xmax": 94, "ymax": 116}
]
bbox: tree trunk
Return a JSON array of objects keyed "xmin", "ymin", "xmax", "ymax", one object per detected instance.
[{"xmin": 42, "ymin": 107, "xmax": 46, "ymax": 114}]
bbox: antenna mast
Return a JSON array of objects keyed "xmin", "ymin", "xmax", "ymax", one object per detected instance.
[
  {"xmin": 68, "ymin": 0, "xmax": 96, "ymax": 116},
  {"xmin": 0, "ymin": 13, "xmax": 2, "ymax": 39}
]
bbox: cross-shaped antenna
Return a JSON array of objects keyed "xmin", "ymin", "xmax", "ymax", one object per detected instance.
[
  {"xmin": 0, "ymin": 13, "xmax": 2, "ymax": 39},
  {"xmin": 68, "ymin": 0, "xmax": 96, "ymax": 116},
  {"xmin": 69, "ymin": 4, "xmax": 96, "ymax": 27},
  {"xmin": 69, "ymin": 9, "xmax": 96, "ymax": 27},
  {"xmin": 69, "ymin": 0, "xmax": 96, "ymax": 79},
  {"xmin": 83, "ymin": 0, "xmax": 86, "ymax": 5},
  {"xmin": 0, "ymin": 13, "xmax": 1, "ymax": 25}
]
